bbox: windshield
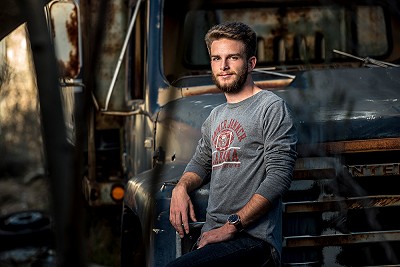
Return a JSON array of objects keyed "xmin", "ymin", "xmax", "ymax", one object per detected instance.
[{"xmin": 163, "ymin": 1, "xmax": 396, "ymax": 85}]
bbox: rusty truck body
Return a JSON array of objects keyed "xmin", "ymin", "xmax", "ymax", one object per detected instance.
[
  {"xmin": 116, "ymin": 0, "xmax": 400, "ymax": 266},
  {"xmin": 2, "ymin": 0, "xmax": 400, "ymax": 266}
]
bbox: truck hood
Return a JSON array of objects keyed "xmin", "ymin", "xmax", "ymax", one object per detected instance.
[
  {"xmin": 280, "ymin": 67, "xmax": 400, "ymax": 143},
  {"xmin": 158, "ymin": 66, "xmax": 400, "ymax": 149}
]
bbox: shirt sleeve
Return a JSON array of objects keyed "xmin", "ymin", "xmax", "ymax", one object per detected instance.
[
  {"xmin": 184, "ymin": 113, "xmax": 213, "ymax": 182},
  {"xmin": 256, "ymin": 99, "xmax": 298, "ymax": 203}
]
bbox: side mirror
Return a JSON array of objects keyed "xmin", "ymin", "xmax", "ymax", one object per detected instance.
[{"xmin": 47, "ymin": 0, "xmax": 81, "ymax": 79}]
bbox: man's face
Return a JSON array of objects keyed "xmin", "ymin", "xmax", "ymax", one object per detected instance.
[{"xmin": 210, "ymin": 38, "xmax": 249, "ymax": 94}]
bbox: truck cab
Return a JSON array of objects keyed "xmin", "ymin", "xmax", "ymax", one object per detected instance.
[
  {"xmin": 4, "ymin": 0, "xmax": 398, "ymax": 266},
  {"xmin": 119, "ymin": 0, "xmax": 400, "ymax": 266}
]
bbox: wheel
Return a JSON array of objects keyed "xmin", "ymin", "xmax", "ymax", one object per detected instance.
[{"xmin": 0, "ymin": 210, "xmax": 53, "ymax": 251}]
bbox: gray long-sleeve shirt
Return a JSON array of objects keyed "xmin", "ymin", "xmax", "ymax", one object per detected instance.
[{"xmin": 184, "ymin": 90, "xmax": 297, "ymax": 256}]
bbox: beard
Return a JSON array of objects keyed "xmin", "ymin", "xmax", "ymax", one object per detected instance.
[{"xmin": 212, "ymin": 65, "xmax": 248, "ymax": 94}]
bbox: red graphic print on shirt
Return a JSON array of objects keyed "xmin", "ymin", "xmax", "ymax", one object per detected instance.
[
  {"xmin": 215, "ymin": 129, "xmax": 234, "ymax": 151},
  {"xmin": 211, "ymin": 119, "xmax": 247, "ymax": 170}
]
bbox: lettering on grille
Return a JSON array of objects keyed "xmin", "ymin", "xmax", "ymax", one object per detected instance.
[{"xmin": 347, "ymin": 163, "xmax": 400, "ymax": 177}]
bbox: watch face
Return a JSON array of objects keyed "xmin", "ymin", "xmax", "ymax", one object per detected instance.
[{"xmin": 228, "ymin": 214, "xmax": 239, "ymax": 224}]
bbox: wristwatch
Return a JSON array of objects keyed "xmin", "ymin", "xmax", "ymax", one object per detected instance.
[{"xmin": 227, "ymin": 214, "xmax": 243, "ymax": 231}]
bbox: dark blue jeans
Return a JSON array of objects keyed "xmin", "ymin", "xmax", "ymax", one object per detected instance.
[{"xmin": 165, "ymin": 232, "xmax": 280, "ymax": 267}]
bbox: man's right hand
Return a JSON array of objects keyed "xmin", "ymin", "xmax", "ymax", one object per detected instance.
[{"xmin": 169, "ymin": 184, "xmax": 197, "ymax": 238}]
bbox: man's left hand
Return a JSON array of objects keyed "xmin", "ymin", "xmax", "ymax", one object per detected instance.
[{"xmin": 197, "ymin": 223, "xmax": 237, "ymax": 249}]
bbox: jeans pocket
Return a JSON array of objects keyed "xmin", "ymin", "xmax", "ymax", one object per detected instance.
[
  {"xmin": 262, "ymin": 244, "xmax": 281, "ymax": 267},
  {"xmin": 270, "ymin": 245, "xmax": 281, "ymax": 267}
]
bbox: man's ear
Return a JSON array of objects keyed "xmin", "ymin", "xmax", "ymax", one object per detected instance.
[{"xmin": 248, "ymin": 56, "xmax": 257, "ymax": 71}]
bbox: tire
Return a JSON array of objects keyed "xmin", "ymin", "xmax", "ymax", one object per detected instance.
[{"xmin": 0, "ymin": 210, "xmax": 54, "ymax": 251}]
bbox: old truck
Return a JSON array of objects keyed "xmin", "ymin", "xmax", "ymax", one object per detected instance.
[
  {"xmin": 1, "ymin": 0, "xmax": 400, "ymax": 266},
  {"xmin": 115, "ymin": 0, "xmax": 400, "ymax": 266}
]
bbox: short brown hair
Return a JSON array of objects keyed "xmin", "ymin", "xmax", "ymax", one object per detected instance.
[{"xmin": 204, "ymin": 22, "xmax": 257, "ymax": 60}]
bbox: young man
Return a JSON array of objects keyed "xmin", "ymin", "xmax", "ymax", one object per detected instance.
[{"xmin": 168, "ymin": 22, "xmax": 297, "ymax": 267}]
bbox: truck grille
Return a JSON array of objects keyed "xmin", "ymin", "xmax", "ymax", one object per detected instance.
[{"xmin": 283, "ymin": 137, "xmax": 400, "ymax": 266}]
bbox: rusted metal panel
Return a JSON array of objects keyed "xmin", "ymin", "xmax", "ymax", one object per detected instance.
[
  {"xmin": 283, "ymin": 230, "xmax": 400, "ymax": 248},
  {"xmin": 293, "ymin": 169, "xmax": 336, "ymax": 180},
  {"xmin": 293, "ymin": 157, "xmax": 339, "ymax": 180},
  {"xmin": 298, "ymin": 137, "xmax": 400, "ymax": 155},
  {"xmin": 284, "ymin": 195, "xmax": 400, "ymax": 213},
  {"xmin": 91, "ymin": 0, "xmax": 128, "ymax": 110},
  {"xmin": 158, "ymin": 79, "xmax": 294, "ymax": 107}
]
